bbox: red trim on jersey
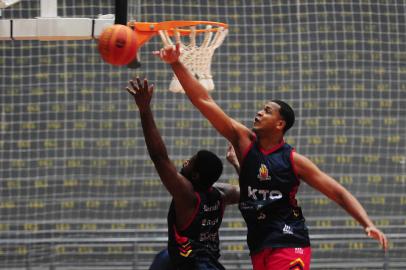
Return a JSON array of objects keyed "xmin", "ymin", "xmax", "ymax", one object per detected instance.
[
  {"xmin": 289, "ymin": 184, "xmax": 299, "ymax": 207},
  {"xmin": 173, "ymin": 224, "xmax": 189, "ymax": 244},
  {"xmin": 179, "ymin": 192, "xmax": 201, "ymax": 231},
  {"xmin": 241, "ymin": 135, "xmax": 256, "ymax": 165},
  {"xmin": 290, "ymin": 149, "xmax": 299, "ymax": 179},
  {"xmin": 289, "ymin": 149, "xmax": 300, "ymax": 207},
  {"xmin": 259, "ymin": 139, "xmax": 285, "ymax": 155}
]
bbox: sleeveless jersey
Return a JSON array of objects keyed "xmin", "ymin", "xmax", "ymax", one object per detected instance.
[
  {"xmin": 238, "ymin": 139, "xmax": 310, "ymax": 254},
  {"xmin": 167, "ymin": 187, "xmax": 226, "ymax": 270}
]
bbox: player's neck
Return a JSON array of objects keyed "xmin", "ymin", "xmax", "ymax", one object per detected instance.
[{"xmin": 257, "ymin": 134, "xmax": 284, "ymax": 151}]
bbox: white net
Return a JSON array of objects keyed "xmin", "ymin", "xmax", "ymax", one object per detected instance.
[
  {"xmin": 158, "ymin": 25, "xmax": 228, "ymax": 93},
  {"xmin": 0, "ymin": 0, "xmax": 405, "ymax": 269}
]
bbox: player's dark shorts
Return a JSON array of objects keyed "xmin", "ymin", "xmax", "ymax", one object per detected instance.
[
  {"xmin": 177, "ymin": 256, "xmax": 226, "ymax": 270},
  {"xmin": 251, "ymin": 247, "xmax": 311, "ymax": 270},
  {"xmin": 150, "ymin": 248, "xmax": 225, "ymax": 270},
  {"xmin": 149, "ymin": 249, "xmax": 175, "ymax": 270}
]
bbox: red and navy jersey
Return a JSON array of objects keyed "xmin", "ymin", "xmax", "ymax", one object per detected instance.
[
  {"xmin": 167, "ymin": 187, "xmax": 226, "ymax": 270},
  {"xmin": 238, "ymin": 138, "xmax": 310, "ymax": 254}
]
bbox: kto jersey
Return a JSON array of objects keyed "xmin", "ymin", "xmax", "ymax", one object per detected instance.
[
  {"xmin": 167, "ymin": 187, "xmax": 226, "ymax": 270},
  {"xmin": 238, "ymin": 139, "xmax": 310, "ymax": 254}
]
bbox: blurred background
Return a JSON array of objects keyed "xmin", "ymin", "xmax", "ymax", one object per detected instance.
[{"xmin": 0, "ymin": 0, "xmax": 405, "ymax": 269}]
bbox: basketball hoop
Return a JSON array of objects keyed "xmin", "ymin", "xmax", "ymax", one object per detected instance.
[{"xmin": 127, "ymin": 20, "xmax": 228, "ymax": 92}]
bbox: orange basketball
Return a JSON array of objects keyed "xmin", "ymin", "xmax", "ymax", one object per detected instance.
[{"xmin": 98, "ymin": 24, "xmax": 138, "ymax": 66}]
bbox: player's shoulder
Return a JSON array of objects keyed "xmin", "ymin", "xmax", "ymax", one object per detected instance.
[{"xmin": 291, "ymin": 151, "xmax": 316, "ymax": 170}]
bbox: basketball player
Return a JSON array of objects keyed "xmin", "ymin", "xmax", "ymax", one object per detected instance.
[
  {"xmin": 154, "ymin": 43, "xmax": 388, "ymax": 270},
  {"xmin": 126, "ymin": 77, "xmax": 240, "ymax": 270},
  {"xmin": 148, "ymin": 144, "xmax": 241, "ymax": 270}
]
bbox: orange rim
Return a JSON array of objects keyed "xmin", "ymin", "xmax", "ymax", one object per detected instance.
[{"xmin": 126, "ymin": 20, "xmax": 228, "ymax": 49}]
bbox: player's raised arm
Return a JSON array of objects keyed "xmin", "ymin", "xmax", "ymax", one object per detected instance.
[
  {"xmin": 226, "ymin": 142, "xmax": 240, "ymax": 174},
  {"xmin": 213, "ymin": 144, "xmax": 241, "ymax": 205},
  {"xmin": 126, "ymin": 77, "xmax": 196, "ymax": 211},
  {"xmin": 293, "ymin": 152, "xmax": 389, "ymax": 251},
  {"xmin": 213, "ymin": 182, "xmax": 240, "ymax": 206},
  {"xmin": 154, "ymin": 43, "xmax": 253, "ymax": 160}
]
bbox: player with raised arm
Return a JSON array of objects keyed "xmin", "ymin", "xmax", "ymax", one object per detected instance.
[
  {"xmin": 126, "ymin": 77, "xmax": 240, "ymax": 270},
  {"xmin": 147, "ymin": 144, "xmax": 241, "ymax": 270},
  {"xmin": 153, "ymin": 42, "xmax": 388, "ymax": 270}
]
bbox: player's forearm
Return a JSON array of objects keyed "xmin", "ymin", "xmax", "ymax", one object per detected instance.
[
  {"xmin": 231, "ymin": 162, "xmax": 240, "ymax": 174},
  {"xmin": 170, "ymin": 61, "xmax": 247, "ymax": 145},
  {"xmin": 171, "ymin": 61, "xmax": 210, "ymax": 101},
  {"xmin": 335, "ymin": 190, "xmax": 374, "ymax": 229},
  {"xmin": 139, "ymin": 107, "xmax": 170, "ymax": 162}
]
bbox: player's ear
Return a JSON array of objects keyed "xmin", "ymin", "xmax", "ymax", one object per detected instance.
[
  {"xmin": 277, "ymin": 120, "xmax": 286, "ymax": 132},
  {"xmin": 192, "ymin": 172, "xmax": 199, "ymax": 181}
]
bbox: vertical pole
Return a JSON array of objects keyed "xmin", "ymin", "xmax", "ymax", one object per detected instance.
[
  {"xmin": 132, "ymin": 241, "xmax": 137, "ymax": 270},
  {"xmin": 114, "ymin": 0, "xmax": 128, "ymax": 25},
  {"xmin": 115, "ymin": 0, "xmax": 141, "ymax": 69},
  {"xmin": 25, "ymin": 244, "xmax": 31, "ymax": 270},
  {"xmin": 383, "ymin": 250, "xmax": 389, "ymax": 270}
]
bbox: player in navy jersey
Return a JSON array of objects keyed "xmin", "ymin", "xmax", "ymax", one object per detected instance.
[
  {"xmin": 126, "ymin": 77, "xmax": 240, "ymax": 270},
  {"xmin": 154, "ymin": 43, "xmax": 388, "ymax": 270}
]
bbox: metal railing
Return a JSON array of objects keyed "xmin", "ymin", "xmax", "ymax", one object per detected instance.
[{"xmin": 0, "ymin": 231, "xmax": 405, "ymax": 270}]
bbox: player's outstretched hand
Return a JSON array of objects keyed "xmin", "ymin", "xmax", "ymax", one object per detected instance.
[
  {"xmin": 226, "ymin": 143, "xmax": 238, "ymax": 166},
  {"xmin": 365, "ymin": 225, "xmax": 389, "ymax": 251},
  {"xmin": 226, "ymin": 143, "xmax": 240, "ymax": 174},
  {"xmin": 153, "ymin": 42, "xmax": 181, "ymax": 64},
  {"xmin": 126, "ymin": 77, "xmax": 154, "ymax": 111}
]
